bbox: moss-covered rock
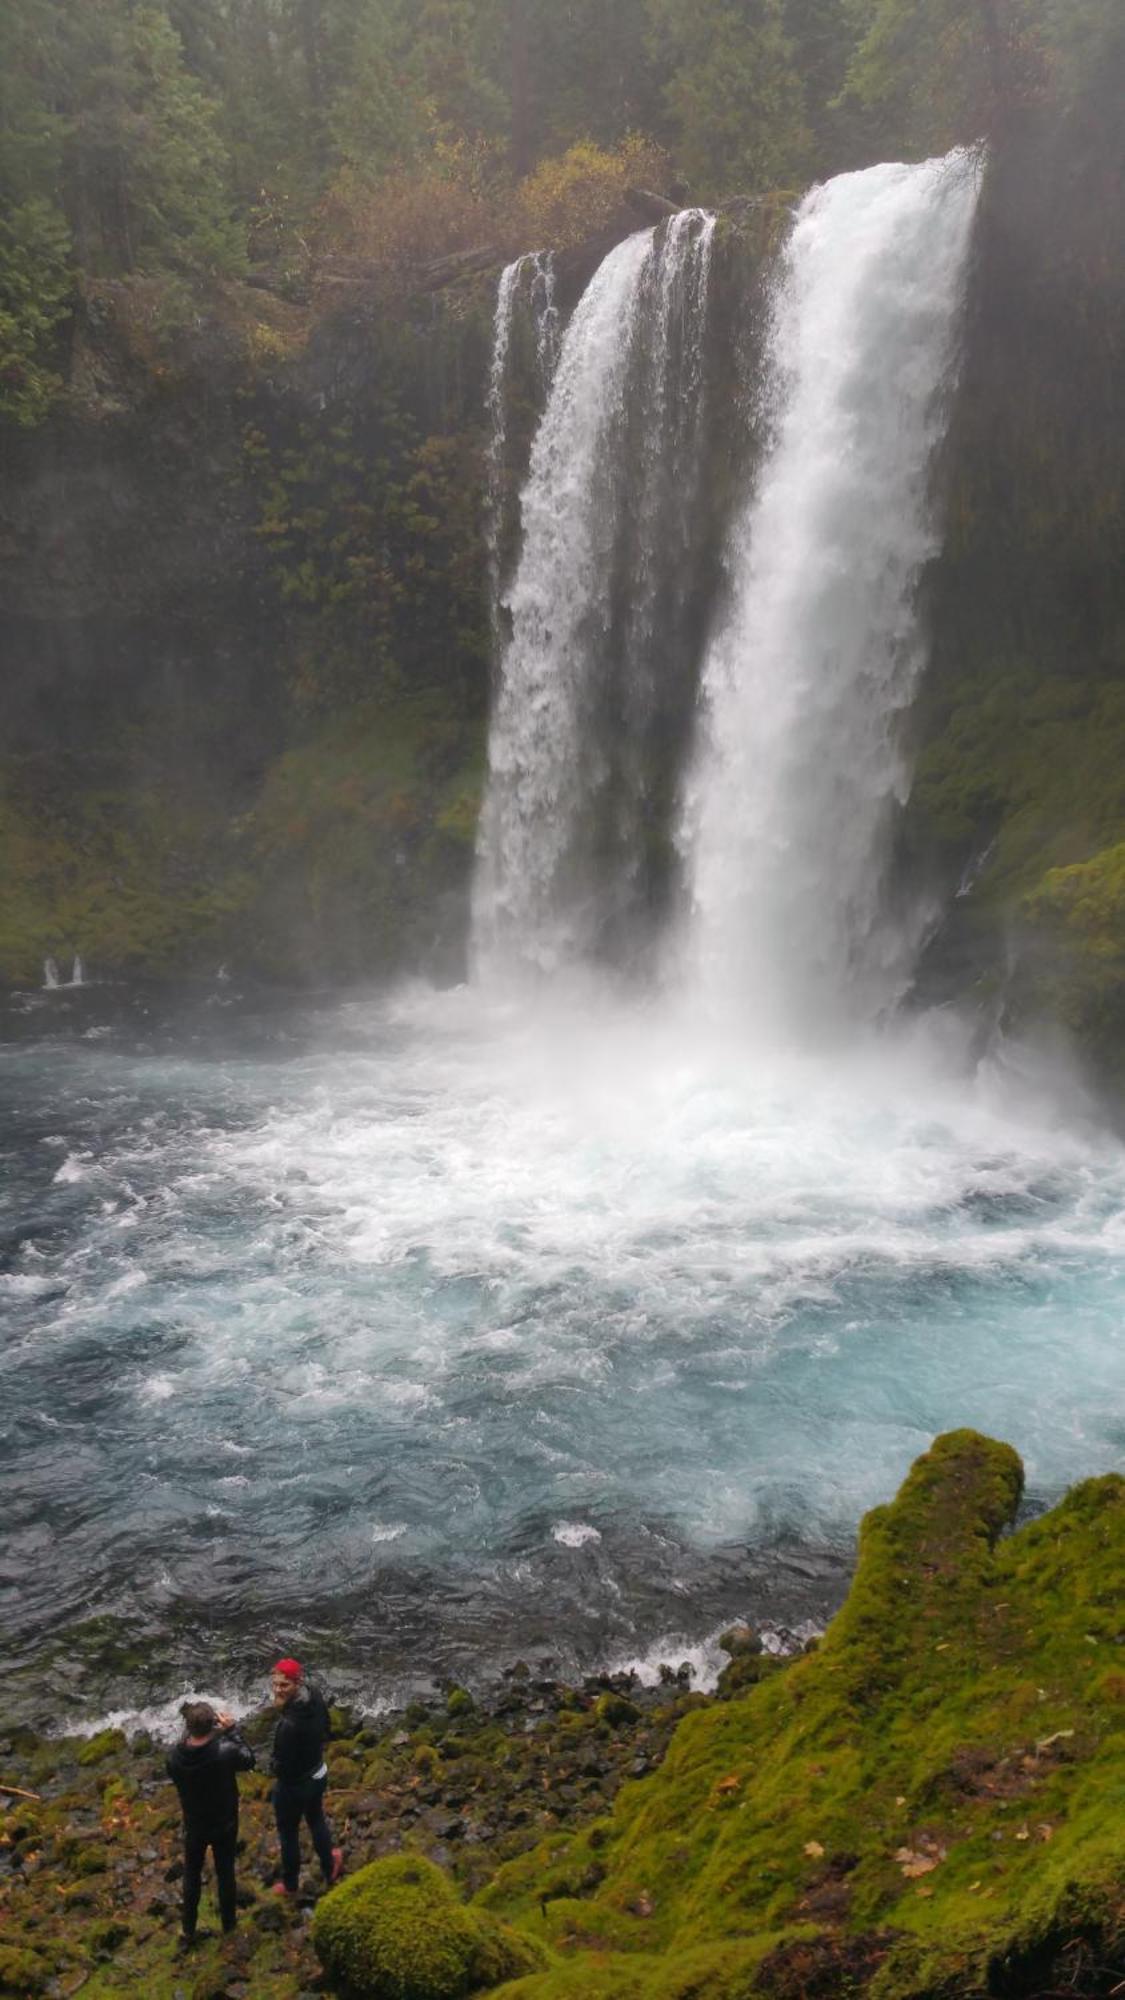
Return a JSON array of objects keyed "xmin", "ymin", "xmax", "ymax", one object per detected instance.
[
  {"xmin": 476, "ymin": 1431, "xmax": 1125, "ymax": 1999},
  {"xmin": 312, "ymin": 1852, "xmax": 543, "ymax": 1999},
  {"xmin": 0, "ymin": 1945, "xmax": 49, "ymax": 1996},
  {"xmin": 75, "ymin": 1727, "xmax": 127, "ymax": 1768}
]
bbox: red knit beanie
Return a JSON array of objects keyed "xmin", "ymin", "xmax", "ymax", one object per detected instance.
[{"xmin": 273, "ymin": 1657, "xmax": 303, "ymax": 1680}]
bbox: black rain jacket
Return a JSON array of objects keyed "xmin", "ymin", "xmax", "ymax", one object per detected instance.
[
  {"xmin": 270, "ymin": 1684, "xmax": 332, "ymax": 1786},
  {"xmin": 167, "ymin": 1727, "xmax": 255, "ymax": 1833}
]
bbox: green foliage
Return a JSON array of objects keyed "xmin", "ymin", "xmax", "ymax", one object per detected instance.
[
  {"xmin": 645, "ymin": 0, "xmax": 811, "ymax": 196},
  {"xmin": 1028, "ymin": 842, "xmax": 1125, "ymax": 960},
  {"xmin": 839, "ymin": 0, "xmax": 1125, "ymax": 155},
  {"xmin": 0, "ymin": 0, "xmax": 74, "ymax": 424},
  {"xmin": 0, "ymin": 766, "xmax": 254, "ymax": 987},
  {"xmin": 312, "ymin": 1852, "xmax": 542, "ymax": 1999},
  {"xmin": 475, "ymin": 1432, "xmax": 1125, "ymax": 1999},
  {"xmin": 0, "ymin": 197, "xmax": 73, "ymax": 425},
  {"xmin": 246, "ymin": 695, "xmax": 483, "ymax": 979},
  {"xmin": 246, "ymin": 385, "xmax": 489, "ymax": 715},
  {"xmin": 63, "ymin": 2, "xmax": 246, "ymax": 276},
  {"xmin": 330, "ymin": 5, "xmax": 424, "ymax": 177}
]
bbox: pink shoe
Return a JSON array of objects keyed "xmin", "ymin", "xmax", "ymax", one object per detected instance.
[
  {"xmin": 270, "ymin": 1881, "xmax": 297, "ymax": 1898},
  {"xmin": 328, "ymin": 1848, "xmax": 344, "ymax": 1885}
]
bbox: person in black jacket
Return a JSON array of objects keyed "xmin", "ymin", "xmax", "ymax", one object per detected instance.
[
  {"xmin": 166, "ymin": 1700, "xmax": 255, "ymax": 1946},
  {"xmin": 269, "ymin": 1657, "xmax": 343, "ymax": 1895}
]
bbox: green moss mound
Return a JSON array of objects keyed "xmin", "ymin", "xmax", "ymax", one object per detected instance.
[
  {"xmin": 313, "ymin": 1853, "xmax": 541, "ymax": 2000},
  {"xmin": 477, "ymin": 1431, "xmax": 1125, "ymax": 1998},
  {"xmin": 0, "ymin": 1945, "xmax": 49, "ymax": 1996}
]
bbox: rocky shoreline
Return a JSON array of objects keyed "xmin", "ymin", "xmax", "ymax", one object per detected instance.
[{"xmin": 0, "ymin": 1638, "xmax": 779, "ymax": 1997}]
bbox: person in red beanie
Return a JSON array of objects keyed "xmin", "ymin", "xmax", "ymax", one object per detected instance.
[{"xmin": 268, "ymin": 1658, "xmax": 343, "ymax": 1895}]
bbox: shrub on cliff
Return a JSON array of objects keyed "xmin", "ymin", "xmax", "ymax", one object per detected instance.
[{"xmin": 312, "ymin": 1852, "xmax": 541, "ymax": 2000}]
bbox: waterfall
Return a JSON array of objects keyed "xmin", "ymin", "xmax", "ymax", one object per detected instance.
[
  {"xmin": 474, "ymin": 211, "xmax": 716, "ymax": 979},
  {"xmin": 681, "ymin": 151, "xmax": 981, "ymax": 1038},
  {"xmin": 484, "ymin": 257, "xmax": 524, "ymax": 639},
  {"xmin": 485, "ymin": 251, "xmax": 560, "ymax": 638},
  {"xmin": 525, "ymin": 249, "xmax": 560, "ymax": 384}
]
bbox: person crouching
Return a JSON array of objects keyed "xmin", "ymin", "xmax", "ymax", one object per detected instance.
[
  {"xmin": 269, "ymin": 1657, "xmax": 343, "ymax": 1895},
  {"xmin": 166, "ymin": 1700, "xmax": 255, "ymax": 1948}
]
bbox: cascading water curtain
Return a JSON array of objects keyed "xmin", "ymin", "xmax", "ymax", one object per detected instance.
[
  {"xmin": 682, "ymin": 150, "xmax": 982, "ymax": 1040},
  {"xmin": 473, "ymin": 212, "xmax": 716, "ymax": 981},
  {"xmin": 484, "ymin": 251, "xmax": 560, "ymax": 642}
]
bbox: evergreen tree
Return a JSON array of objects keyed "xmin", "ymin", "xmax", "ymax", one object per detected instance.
[
  {"xmin": 0, "ymin": 0, "xmax": 73, "ymax": 423},
  {"xmin": 842, "ymin": 0, "xmax": 1044, "ymax": 154},
  {"xmin": 329, "ymin": 2, "xmax": 422, "ymax": 177},
  {"xmin": 61, "ymin": 1, "xmax": 245, "ymax": 275},
  {"xmin": 646, "ymin": 0, "xmax": 810, "ymax": 195}
]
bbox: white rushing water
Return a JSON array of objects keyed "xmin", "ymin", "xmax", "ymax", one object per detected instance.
[
  {"xmin": 474, "ymin": 212, "xmax": 715, "ymax": 978},
  {"xmin": 683, "ymin": 151, "xmax": 982, "ymax": 1035},
  {"xmin": 484, "ymin": 255, "xmax": 524, "ymax": 635},
  {"xmin": 484, "ymin": 251, "xmax": 560, "ymax": 637}
]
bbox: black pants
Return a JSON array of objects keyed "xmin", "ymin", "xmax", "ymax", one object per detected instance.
[
  {"xmin": 182, "ymin": 1818, "xmax": 238, "ymax": 1936},
  {"xmin": 273, "ymin": 1774, "xmax": 335, "ymax": 1890}
]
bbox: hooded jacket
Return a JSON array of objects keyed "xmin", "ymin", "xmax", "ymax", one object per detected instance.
[
  {"xmin": 167, "ymin": 1726, "xmax": 255, "ymax": 1832},
  {"xmin": 270, "ymin": 1683, "xmax": 332, "ymax": 1786}
]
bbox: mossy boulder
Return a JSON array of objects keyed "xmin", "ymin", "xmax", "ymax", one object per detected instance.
[
  {"xmin": 0, "ymin": 1945, "xmax": 49, "ymax": 1996},
  {"xmin": 312, "ymin": 1852, "xmax": 542, "ymax": 1999},
  {"xmin": 593, "ymin": 1692, "xmax": 641, "ymax": 1729},
  {"xmin": 476, "ymin": 1431, "xmax": 1125, "ymax": 1998},
  {"xmin": 76, "ymin": 1727, "xmax": 126, "ymax": 1767}
]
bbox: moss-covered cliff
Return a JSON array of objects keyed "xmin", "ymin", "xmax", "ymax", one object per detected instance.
[
  {"xmin": 903, "ymin": 97, "xmax": 1125, "ymax": 1085},
  {"xmin": 0, "ymin": 267, "xmax": 495, "ymax": 991}
]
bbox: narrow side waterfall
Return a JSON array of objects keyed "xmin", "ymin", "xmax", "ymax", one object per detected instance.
[
  {"xmin": 473, "ymin": 212, "xmax": 716, "ymax": 979},
  {"xmin": 682, "ymin": 152, "xmax": 982, "ymax": 1037},
  {"xmin": 484, "ymin": 256, "xmax": 524, "ymax": 637},
  {"xmin": 485, "ymin": 251, "xmax": 560, "ymax": 636}
]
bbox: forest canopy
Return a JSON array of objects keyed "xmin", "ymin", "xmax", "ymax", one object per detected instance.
[{"xmin": 2, "ymin": 0, "xmax": 1123, "ymax": 424}]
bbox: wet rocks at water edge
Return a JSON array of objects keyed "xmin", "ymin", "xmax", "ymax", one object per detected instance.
[{"xmin": 0, "ymin": 1651, "xmax": 698, "ymax": 1997}]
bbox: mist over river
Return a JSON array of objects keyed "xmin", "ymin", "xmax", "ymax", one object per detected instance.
[{"xmin": 3, "ymin": 977, "xmax": 1125, "ymax": 1725}]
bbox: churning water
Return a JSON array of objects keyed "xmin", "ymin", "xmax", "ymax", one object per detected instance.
[{"xmin": 3, "ymin": 981, "xmax": 1125, "ymax": 1721}]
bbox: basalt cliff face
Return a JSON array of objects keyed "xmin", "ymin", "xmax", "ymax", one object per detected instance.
[{"xmin": 2, "ymin": 105, "xmax": 1124, "ymax": 1083}]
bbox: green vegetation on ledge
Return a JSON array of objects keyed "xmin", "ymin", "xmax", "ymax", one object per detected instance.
[{"xmin": 470, "ymin": 1431, "xmax": 1125, "ymax": 1999}]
